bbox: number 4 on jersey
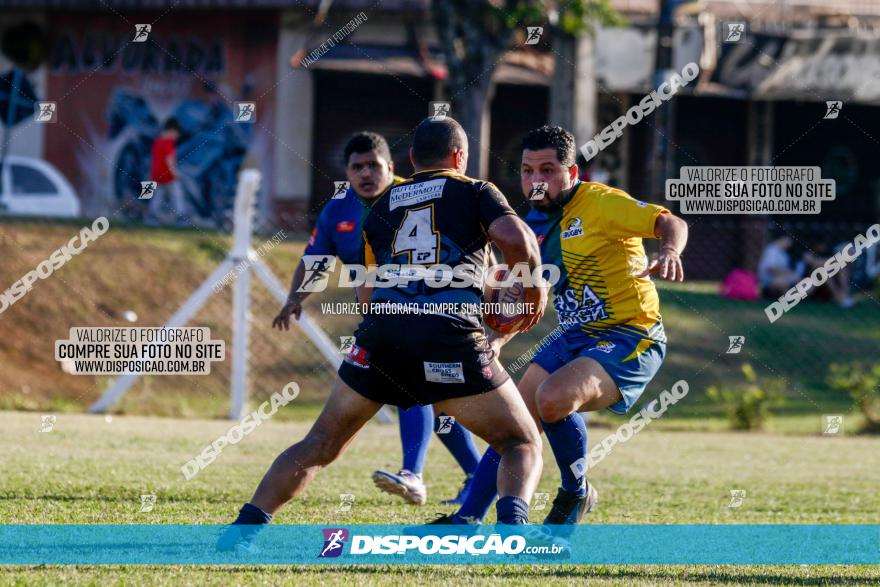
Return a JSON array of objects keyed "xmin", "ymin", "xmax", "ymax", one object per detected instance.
[{"xmin": 392, "ymin": 206, "xmax": 439, "ymax": 264}]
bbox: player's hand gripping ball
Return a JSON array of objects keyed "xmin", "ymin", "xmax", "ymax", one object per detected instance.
[{"xmin": 483, "ymin": 269, "xmax": 534, "ymax": 334}]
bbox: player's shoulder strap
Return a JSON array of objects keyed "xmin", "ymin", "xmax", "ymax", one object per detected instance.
[
  {"xmin": 427, "ymin": 169, "xmax": 490, "ymax": 189},
  {"xmin": 372, "ymin": 169, "xmax": 491, "ymax": 214}
]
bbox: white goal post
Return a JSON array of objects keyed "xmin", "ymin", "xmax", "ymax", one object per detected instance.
[{"xmin": 88, "ymin": 169, "xmax": 393, "ymax": 422}]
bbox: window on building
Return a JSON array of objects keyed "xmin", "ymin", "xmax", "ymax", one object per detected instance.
[{"xmin": 11, "ymin": 164, "xmax": 57, "ymax": 195}]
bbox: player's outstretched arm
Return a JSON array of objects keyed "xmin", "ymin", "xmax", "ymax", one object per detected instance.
[
  {"xmin": 641, "ymin": 212, "xmax": 689, "ymax": 282},
  {"xmin": 487, "ymin": 215, "xmax": 547, "ymax": 331},
  {"xmin": 273, "ymin": 259, "xmax": 309, "ymax": 330},
  {"xmin": 355, "ymin": 280, "xmax": 372, "ymax": 315}
]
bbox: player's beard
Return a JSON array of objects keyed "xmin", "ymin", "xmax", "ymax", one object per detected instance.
[{"xmin": 532, "ymin": 184, "xmax": 577, "ymax": 213}]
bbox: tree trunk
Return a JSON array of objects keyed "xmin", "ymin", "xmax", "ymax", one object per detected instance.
[
  {"xmin": 550, "ymin": 32, "xmax": 597, "ymax": 150},
  {"xmin": 431, "ymin": 0, "xmax": 510, "ymax": 179},
  {"xmin": 455, "ymin": 75, "xmax": 493, "ymax": 178}
]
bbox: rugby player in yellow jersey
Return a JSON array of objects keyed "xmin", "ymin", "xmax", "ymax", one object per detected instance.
[{"xmin": 433, "ymin": 125, "xmax": 688, "ymax": 530}]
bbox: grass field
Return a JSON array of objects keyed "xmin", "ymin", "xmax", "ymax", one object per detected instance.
[
  {"xmin": 1, "ymin": 410, "xmax": 878, "ymax": 585},
  {"xmin": 2, "ymin": 219, "xmax": 879, "ymax": 584}
]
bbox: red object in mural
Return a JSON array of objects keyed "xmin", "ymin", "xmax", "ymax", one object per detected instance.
[
  {"xmin": 150, "ymin": 136, "xmax": 176, "ymax": 184},
  {"xmin": 43, "ymin": 12, "xmax": 278, "ymax": 224}
]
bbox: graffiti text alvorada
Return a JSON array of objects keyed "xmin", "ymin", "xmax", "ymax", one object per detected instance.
[{"xmin": 50, "ymin": 31, "xmax": 224, "ymax": 75}]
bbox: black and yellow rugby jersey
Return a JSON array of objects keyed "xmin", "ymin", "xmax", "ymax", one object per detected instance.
[{"xmin": 362, "ymin": 168, "xmax": 516, "ymax": 303}]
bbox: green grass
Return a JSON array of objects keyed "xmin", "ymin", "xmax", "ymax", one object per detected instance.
[
  {"xmin": 1, "ymin": 410, "xmax": 878, "ymax": 585},
  {"xmin": 2, "ymin": 219, "xmax": 879, "ymax": 583}
]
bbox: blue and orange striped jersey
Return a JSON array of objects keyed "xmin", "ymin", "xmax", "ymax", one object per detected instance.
[
  {"xmin": 525, "ymin": 181, "xmax": 669, "ymax": 342},
  {"xmin": 304, "ymin": 176, "xmax": 405, "ymax": 264}
]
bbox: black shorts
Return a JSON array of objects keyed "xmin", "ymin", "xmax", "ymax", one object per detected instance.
[{"xmin": 338, "ymin": 312, "xmax": 509, "ymax": 409}]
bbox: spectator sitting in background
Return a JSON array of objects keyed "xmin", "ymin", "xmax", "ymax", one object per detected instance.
[
  {"xmin": 836, "ymin": 232, "xmax": 880, "ymax": 291},
  {"xmin": 760, "ymin": 232, "xmax": 855, "ymax": 308},
  {"xmin": 758, "ymin": 234, "xmax": 803, "ymax": 299},
  {"xmin": 802, "ymin": 240, "xmax": 854, "ymax": 308}
]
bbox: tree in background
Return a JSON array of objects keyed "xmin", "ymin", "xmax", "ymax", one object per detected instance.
[
  {"xmin": 706, "ymin": 364, "xmax": 786, "ymax": 431},
  {"xmin": 431, "ymin": 0, "xmax": 622, "ymax": 177},
  {"xmin": 828, "ymin": 363, "xmax": 880, "ymax": 433}
]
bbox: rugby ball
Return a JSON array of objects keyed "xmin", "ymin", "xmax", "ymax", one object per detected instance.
[{"xmin": 483, "ymin": 269, "xmax": 528, "ymax": 334}]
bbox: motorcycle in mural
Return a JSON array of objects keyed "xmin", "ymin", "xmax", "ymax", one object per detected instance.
[{"xmin": 107, "ymin": 84, "xmax": 251, "ymax": 228}]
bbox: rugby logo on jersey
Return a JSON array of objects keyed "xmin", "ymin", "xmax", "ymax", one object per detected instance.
[
  {"xmin": 423, "ymin": 361, "xmax": 465, "ymax": 383},
  {"xmin": 591, "ymin": 340, "xmax": 616, "ymax": 354},
  {"xmin": 344, "ymin": 344, "xmax": 370, "ymax": 369},
  {"xmin": 336, "ymin": 221, "xmax": 355, "ymax": 232},
  {"xmin": 562, "ymin": 217, "xmax": 584, "ymax": 239},
  {"xmin": 389, "ymin": 179, "xmax": 446, "ymax": 210}
]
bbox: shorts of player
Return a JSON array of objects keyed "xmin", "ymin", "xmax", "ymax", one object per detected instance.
[
  {"xmin": 338, "ymin": 312, "xmax": 510, "ymax": 409},
  {"xmin": 532, "ymin": 328, "xmax": 666, "ymax": 415}
]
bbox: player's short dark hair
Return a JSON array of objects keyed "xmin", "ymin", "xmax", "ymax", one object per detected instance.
[
  {"xmin": 343, "ymin": 132, "xmax": 391, "ymax": 165},
  {"xmin": 164, "ymin": 117, "xmax": 181, "ymax": 132},
  {"xmin": 521, "ymin": 125, "xmax": 577, "ymax": 167},
  {"xmin": 411, "ymin": 117, "xmax": 466, "ymax": 167}
]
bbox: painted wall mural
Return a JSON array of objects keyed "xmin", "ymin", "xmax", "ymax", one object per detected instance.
[{"xmin": 43, "ymin": 13, "xmax": 277, "ymax": 226}]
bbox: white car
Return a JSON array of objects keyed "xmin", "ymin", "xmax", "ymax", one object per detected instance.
[{"xmin": 0, "ymin": 155, "xmax": 81, "ymax": 218}]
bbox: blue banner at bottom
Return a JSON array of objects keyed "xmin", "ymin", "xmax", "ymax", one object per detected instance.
[{"xmin": 0, "ymin": 524, "xmax": 877, "ymax": 565}]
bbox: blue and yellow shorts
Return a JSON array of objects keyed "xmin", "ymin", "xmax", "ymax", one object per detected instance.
[{"xmin": 531, "ymin": 326, "xmax": 666, "ymax": 415}]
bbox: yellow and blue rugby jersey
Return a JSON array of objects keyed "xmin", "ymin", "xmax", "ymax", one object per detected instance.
[{"xmin": 524, "ymin": 181, "xmax": 669, "ymax": 342}]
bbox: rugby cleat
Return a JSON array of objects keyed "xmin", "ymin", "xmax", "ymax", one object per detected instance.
[
  {"xmin": 542, "ymin": 482, "xmax": 599, "ymax": 526},
  {"xmin": 425, "ymin": 513, "xmax": 480, "ymax": 525},
  {"xmin": 427, "ymin": 513, "xmax": 456, "ymax": 524},
  {"xmin": 440, "ymin": 474, "xmax": 474, "ymax": 506},
  {"xmin": 215, "ymin": 524, "xmax": 261, "ymax": 554},
  {"xmin": 372, "ymin": 469, "xmax": 427, "ymax": 505}
]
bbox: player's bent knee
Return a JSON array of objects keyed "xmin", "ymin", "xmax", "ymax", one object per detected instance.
[
  {"xmin": 535, "ymin": 384, "xmax": 576, "ymax": 423},
  {"xmin": 491, "ymin": 424, "xmax": 542, "ymax": 457}
]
